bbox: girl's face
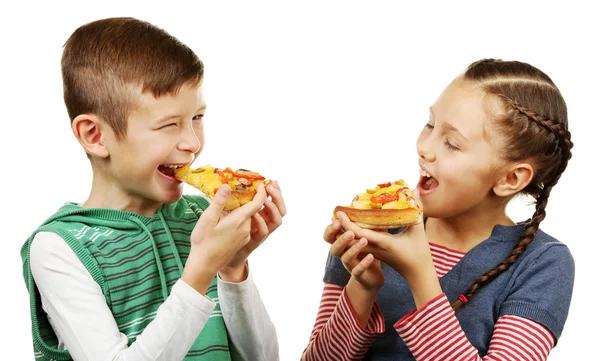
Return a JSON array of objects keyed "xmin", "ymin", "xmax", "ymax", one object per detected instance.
[{"xmin": 416, "ymin": 78, "xmax": 506, "ymax": 219}]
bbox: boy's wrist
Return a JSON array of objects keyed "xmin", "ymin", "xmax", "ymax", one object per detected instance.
[
  {"xmin": 219, "ymin": 260, "xmax": 249, "ymax": 283},
  {"xmin": 181, "ymin": 268, "xmax": 216, "ymax": 296},
  {"xmin": 181, "ymin": 251, "xmax": 221, "ymax": 295}
]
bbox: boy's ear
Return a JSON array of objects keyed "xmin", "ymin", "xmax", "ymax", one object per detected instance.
[
  {"xmin": 71, "ymin": 114, "xmax": 110, "ymax": 158},
  {"xmin": 493, "ymin": 163, "xmax": 534, "ymax": 197}
]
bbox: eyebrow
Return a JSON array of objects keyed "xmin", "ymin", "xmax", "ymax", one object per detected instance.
[{"xmin": 429, "ymin": 107, "xmax": 469, "ymax": 142}]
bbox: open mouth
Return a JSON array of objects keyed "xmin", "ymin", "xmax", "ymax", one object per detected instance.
[
  {"xmin": 418, "ymin": 169, "xmax": 439, "ymax": 192},
  {"xmin": 158, "ymin": 164, "xmax": 185, "ymax": 179}
]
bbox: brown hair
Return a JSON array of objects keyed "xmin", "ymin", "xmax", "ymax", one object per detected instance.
[
  {"xmin": 451, "ymin": 59, "xmax": 574, "ymax": 311},
  {"xmin": 61, "ymin": 17, "xmax": 204, "ymax": 140}
]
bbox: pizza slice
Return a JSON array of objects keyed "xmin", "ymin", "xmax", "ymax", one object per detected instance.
[
  {"xmin": 334, "ymin": 179, "xmax": 422, "ymax": 229},
  {"xmin": 175, "ymin": 165, "xmax": 270, "ymax": 211}
]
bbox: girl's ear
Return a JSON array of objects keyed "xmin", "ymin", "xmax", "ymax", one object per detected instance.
[
  {"xmin": 493, "ymin": 163, "xmax": 534, "ymax": 197},
  {"xmin": 71, "ymin": 114, "xmax": 110, "ymax": 158}
]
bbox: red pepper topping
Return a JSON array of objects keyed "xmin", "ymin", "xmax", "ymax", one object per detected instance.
[{"xmin": 370, "ymin": 193, "xmax": 399, "ymax": 204}]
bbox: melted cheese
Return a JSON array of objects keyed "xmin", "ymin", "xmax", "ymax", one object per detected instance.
[{"xmin": 350, "ymin": 179, "xmax": 417, "ymax": 210}]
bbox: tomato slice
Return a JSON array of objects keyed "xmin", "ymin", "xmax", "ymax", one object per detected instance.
[
  {"xmin": 377, "ymin": 182, "xmax": 392, "ymax": 188},
  {"xmin": 370, "ymin": 193, "xmax": 399, "ymax": 204}
]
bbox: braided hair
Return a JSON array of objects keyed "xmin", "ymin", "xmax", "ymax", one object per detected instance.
[{"xmin": 450, "ymin": 59, "xmax": 574, "ymax": 312}]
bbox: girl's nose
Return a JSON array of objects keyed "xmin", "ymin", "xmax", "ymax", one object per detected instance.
[{"xmin": 417, "ymin": 141, "xmax": 435, "ymax": 162}]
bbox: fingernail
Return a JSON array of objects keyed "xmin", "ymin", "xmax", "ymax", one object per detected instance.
[
  {"xmin": 365, "ymin": 254, "xmax": 373, "ymax": 261},
  {"xmin": 332, "ymin": 221, "xmax": 340, "ymax": 229},
  {"xmin": 267, "ymin": 185, "xmax": 275, "ymax": 193},
  {"xmin": 358, "ymin": 238, "xmax": 367, "ymax": 246},
  {"xmin": 344, "ymin": 232, "xmax": 353, "ymax": 240}
]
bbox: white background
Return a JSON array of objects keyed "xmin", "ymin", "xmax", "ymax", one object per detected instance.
[{"xmin": 1, "ymin": 1, "xmax": 597, "ymax": 360}]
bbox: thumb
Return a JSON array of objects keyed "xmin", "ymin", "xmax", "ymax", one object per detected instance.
[
  {"xmin": 410, "ymin": 188, "xmax": 424, "ymax": 210},
  {"xmin": 200, "ymin": 185, "xmax": 231, "ymax": 226},
  {"xmin": 404, "ymin": 188, "xmax": 426, "ymax": 236}
]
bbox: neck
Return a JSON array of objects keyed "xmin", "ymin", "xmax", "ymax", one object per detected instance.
[
  {"xmin": 82, "ymin": 171, "xmax": 162, "ymax": 217},
  {"xmin": 426, "ymin": 198, "xmax": 514, "ymax": 253}
]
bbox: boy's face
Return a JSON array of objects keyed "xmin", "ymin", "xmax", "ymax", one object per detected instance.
[{"xmin": 103, "ymin": 83, "xmax": 206, "ymax": 208}]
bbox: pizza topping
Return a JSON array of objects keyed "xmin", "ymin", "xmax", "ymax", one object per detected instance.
[
  {"xmin": 348, "ymin": 179, "xmax": 419, "ymax": 210},
  {"xmin": 370, "ymin": 193, "xmax": 399, "ymax": 204}
]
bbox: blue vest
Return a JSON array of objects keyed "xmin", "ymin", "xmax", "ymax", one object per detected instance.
[{"xmin": 323, "ymin": 223, "xmax": 574, "ymax": 360}]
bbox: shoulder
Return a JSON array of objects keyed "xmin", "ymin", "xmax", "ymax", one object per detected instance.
[
  {"xmin": 30, "ymin": 231, "xmax": 88, "ymax": 282},
  {"xmin": 30, "ymin": 231, "xmax": 72, "ymax": 261},
  {"xmin": 527, "ymin": 229, "xmax": 574, "ymax": 268}
]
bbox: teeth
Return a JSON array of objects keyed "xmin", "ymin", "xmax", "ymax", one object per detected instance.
[
  {"xmin": 419, "ymin": 169, "xmax": 432, "ymax": 178},
  {"xmin": 163, "ymin": 165, "xmax": 183, "ymax": 169}
]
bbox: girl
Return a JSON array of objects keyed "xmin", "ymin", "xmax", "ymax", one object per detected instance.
[{"xmin": 302, "ymin": 59, "xmax": 574, "ymax": 360}]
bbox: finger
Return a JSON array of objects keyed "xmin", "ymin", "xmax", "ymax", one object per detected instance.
[
  {"xmin": 200, "ymin": 185, "xmax": 231, "ymax": 226},
  {"xmin": 237, "ymin": 182, "xmax": 267, "ymax": 218},
  {"xmin": 251, "ymin": 213, "xmax": 269, "ymax": 239},
  {"xmin": 336, "ymin": 211, "xmax": 386, "ymax": 243},
  {"xmin": 341, "ymin": 237, "xmax": 367, "ymax": 268},
  {"xmin": 351, "ymin": 253, "xmax": 375, "ymax": 278},
  {"xmin": 329, "ymin": 230, "xmax": 356, "ymax": 257},
  {"xmin": 259, "ymin": 198, "xmax": 283, "ymax": 231},
  {"xmin": 266, "ymin": 183, "xmax": 287, "ymax": 217},
  {"xmin": 323, "ymin": 220, "xmax": 342, "ymax": 244},
  {"xmin": 270, "ymin": 180, "xmax": 281, "ymax": 191},
  {"xmin": 410, "ymin": 188, "xmax": 424, "ymax": 209}
]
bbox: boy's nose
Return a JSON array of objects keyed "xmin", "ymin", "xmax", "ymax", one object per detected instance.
[{"xmin": 178, "ymin": 129, "xmax": 202, "ymax": 153}]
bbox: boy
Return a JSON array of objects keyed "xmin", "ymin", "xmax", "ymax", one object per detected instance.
[{"xmin": 21, "ymin": 17, "xmax": 285, "ymax": 361}]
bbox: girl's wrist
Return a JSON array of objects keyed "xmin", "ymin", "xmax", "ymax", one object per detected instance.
[{"xmin": 405, "ymin": 264, "xmax": 442, "ymax": 308}]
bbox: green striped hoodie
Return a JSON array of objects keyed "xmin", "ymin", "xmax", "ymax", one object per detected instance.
[{"xmin": 21, "ymin": 195, "xmax": 232, "ymax": 361}]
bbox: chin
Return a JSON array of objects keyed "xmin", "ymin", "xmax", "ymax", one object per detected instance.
[{"xmin": 161, "ymin": 188, "xmax": 184, "ymax": 204}]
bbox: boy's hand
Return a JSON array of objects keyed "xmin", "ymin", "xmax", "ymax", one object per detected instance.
[
  {"xmin": 219, "ymin": 181, "xmax": 286, "ymax": 282},
  {"xmin": 325, "ymin": 221, "xmax": 384, "ymax": 292},
  {"xmin": 182, "ymin": 183, "xmax": 267, "ymax": 294}
]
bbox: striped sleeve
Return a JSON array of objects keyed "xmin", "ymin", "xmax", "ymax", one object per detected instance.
[
  {"xmin": 301, "ymin": 282, "xmax": 385, "ymax": 361},
  {"xmin": 394, "ymin": 294, "xmax": 555, "ymax": 361}
]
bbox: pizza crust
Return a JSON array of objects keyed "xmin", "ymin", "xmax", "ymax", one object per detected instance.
[{"xmin": 333, "ymin": 205, "xmax": 422, "ymax": 229}]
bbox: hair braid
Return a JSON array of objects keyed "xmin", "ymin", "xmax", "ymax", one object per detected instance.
[{"xmin": 451, "ymin": 101, "xmax": 573, "ymax": 312}]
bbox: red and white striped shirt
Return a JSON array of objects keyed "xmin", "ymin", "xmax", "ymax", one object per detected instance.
[{"xmin": 302, "ymin": 243, "xmax": 555, "ymax": 361}]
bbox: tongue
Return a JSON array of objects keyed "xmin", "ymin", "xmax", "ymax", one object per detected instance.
[
  {"xmin": 158, "ymin": 166, "xmax": 175, "ymax": 177},
  {"xmin": 424, "ymin": 177, "xmax": 439, "ymax": 190}
]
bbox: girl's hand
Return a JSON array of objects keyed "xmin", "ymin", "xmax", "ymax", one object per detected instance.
[
  {"xmin": 325, "ymin": 221, "xmax": 384, "ymax": 292},
  {"xmin": 335, "ymin": 191, "xmax": 441, "ymax": 307}
]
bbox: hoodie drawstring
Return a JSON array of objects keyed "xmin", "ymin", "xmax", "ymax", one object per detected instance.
[
  {"xmin": 158, "ymin": 210, "xmax": 185, "ymax": 274},
  {"xmin": 129, "ymin": 217, "xmax": 168, "ymax": 302}
]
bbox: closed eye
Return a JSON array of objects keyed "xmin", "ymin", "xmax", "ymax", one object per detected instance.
[
  {"xmin": 444, "ymin": 139, "xmax": 459, "ymax": 151},
  {"xmin": 192, "ymin": 114, "xmax": 204, "ymax": 121}
]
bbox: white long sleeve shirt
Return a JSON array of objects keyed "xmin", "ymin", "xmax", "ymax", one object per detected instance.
[{"xmin": 30, "ymin": 231, "xmax": 279, "ymax": 361}]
